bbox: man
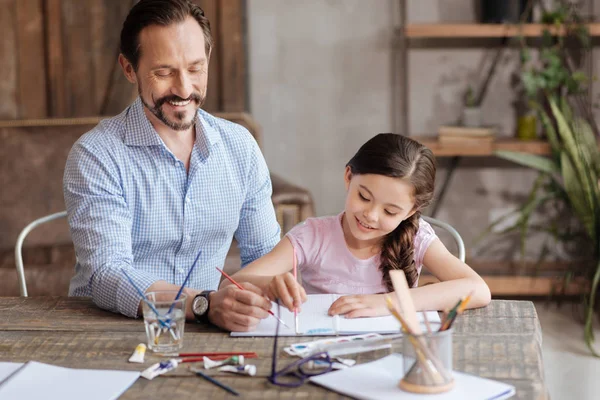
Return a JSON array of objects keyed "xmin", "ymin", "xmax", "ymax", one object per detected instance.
[{"xmin": 64, "ymin": 0, "xmax": 279, "ymax": 331}]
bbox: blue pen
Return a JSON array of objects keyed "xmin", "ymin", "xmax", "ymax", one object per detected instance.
[
  {"xmin": 166, "ymin": 250, "xmax": 202, "ymax": 320},
  {"xmin": 121, "ymin": 269, "xmax": 169, "ymax": 329}
]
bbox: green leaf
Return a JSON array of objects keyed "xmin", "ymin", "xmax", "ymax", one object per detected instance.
[
  {"xmin": 561, "ymin": 152, "xmax": 595, "ymax": 238},
  {"xmin": 584, "ymin": 250, "xmax": 600, "ymax": 356},
  {"xmin": 573, "ymin": 118, "xmax": 600, "ymax": 180},
  {"xmin": 494, "ymin": 151, "xmax": 559, "ymax": 175},
  {"xmin": 549, "ymin": 98, "xmax": 596, "ymax": 214},
  {"xmin": 534, "ymin": 104, "xmax": 561, "ymax": 157}
]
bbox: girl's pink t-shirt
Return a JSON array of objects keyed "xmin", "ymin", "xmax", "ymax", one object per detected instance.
[{"xmin": 286, "ymin": 213, "xmax": 437, "ymax": 294}]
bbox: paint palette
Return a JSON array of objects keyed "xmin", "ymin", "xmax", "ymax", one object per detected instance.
[{"xmin": 284, "ymin": 333, "xmax": 393, "ymax": 358}]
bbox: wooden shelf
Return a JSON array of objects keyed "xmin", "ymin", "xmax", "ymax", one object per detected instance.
[
  {"xmin": 405, "ymin": 23, "xmax": 600, "ymax": 38},
  {"xmin": 419, "ymin": 260, "xmax": 589, "ymax": 296},
  {"xmin": 413, "ymin": 137, "xmax": 552, "ymax": 157}
]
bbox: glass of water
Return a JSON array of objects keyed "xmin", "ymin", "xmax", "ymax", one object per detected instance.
[{"xmin": 142, "ymin": 291, "xmax": 187, "ymax": 353}]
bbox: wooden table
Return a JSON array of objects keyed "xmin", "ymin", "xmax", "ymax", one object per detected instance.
[{"xmin": 0, "ymin": 298, "xmax": 546, "ymax": 399}]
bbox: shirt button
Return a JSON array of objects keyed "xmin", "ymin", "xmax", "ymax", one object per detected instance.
[
  {"xmin": 186, "ymin": 197, "xmax": 191, "ymax": 203},
  {"xmin": 178, "ymin": 268, "xmax": 185, "ymax": 273},
  {"xmin": 186, "ymin": 234, "xmax": 192, "ymax": 241}
]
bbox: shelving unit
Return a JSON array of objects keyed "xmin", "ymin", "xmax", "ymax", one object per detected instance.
[
  {"xmin": 394, "ymin": 2, "xmax": 597, "ymax": 296},
  {"xmin": 414, "ymin": 137, "xmax": 553, "ymax": 157},
  {"xmin": 405, "ymin": 22, "xmax": 600, "ymax": 38}
]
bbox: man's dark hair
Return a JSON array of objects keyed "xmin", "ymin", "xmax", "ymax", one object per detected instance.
[{"xmin": 120, "ymin": 0, "xmax": 213, "ymax": 71}]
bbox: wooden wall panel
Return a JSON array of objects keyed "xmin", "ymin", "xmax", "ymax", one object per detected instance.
[
  {"xmin": 218, "ymin": 0, "xmax": 246, "ymax": 112},
  {"xmin": 0, "ymin": 0, "xmax": 246, "ymax": 119},
  {"xmin": 62, "ymin": 0, "xmax": 95, "ymax": 116},
  {"xmin": 195, "ymin": 0, "xmax": 221, "ymax": 112},
  {"xmin": 0, "ymin": 0, "xmax": 19, "ymax": 119},
  {"xmin": 45, "ymin": 0, "xmax": 66, "ymax": 117},
  {"xmin": 96, "ymin": 0, "xmax": 137, "ymax": 115},
  {"xmin": 16, "ymin": 0, "xmax": 47, "ymax": 118}
]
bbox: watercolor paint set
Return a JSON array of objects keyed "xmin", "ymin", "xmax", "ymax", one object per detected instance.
[{"xmin": 284, "ymin": 333, "xmax": 396, "ymax": 358}]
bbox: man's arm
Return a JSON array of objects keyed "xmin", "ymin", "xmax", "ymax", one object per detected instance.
[
  {"xmin": 64, "ymin": 141, "xmax": 160, "ymax": 318},
  {"xmin": 234, "ymin": 140, "xmax": 281, "ymax": 267}
]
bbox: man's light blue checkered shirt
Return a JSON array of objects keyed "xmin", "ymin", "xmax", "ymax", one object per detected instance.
[{"xmin": 64, "ymin": 98, "xmax": 280, "ymax": 318}]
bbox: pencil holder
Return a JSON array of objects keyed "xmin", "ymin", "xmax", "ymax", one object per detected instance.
[{"xmin": 399, "ymin": 328, "xmax": 454, "ymax": 394}]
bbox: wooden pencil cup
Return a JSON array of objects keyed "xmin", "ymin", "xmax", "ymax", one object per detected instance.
[{"xmin": 399, "ymin": 328, "xmax": 454, "ymax": 394}]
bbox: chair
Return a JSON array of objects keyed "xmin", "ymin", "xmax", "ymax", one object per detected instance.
[
  {"xmin": 421, "ymin": 216, "xmax": 465, "ymax": 262},
  {"xmin": 15, "ymin": 211, "xmax": 68, "ymax": 296},
  {"xmin": 15, "ymin": 213, "xmax": 464, "ymax": 297}
]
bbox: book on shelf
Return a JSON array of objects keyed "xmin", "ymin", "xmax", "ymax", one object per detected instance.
[
  {"xmin": 438, "ymin": 125, "xmax": 496, "ymax": 138},
  {"xmin": 438, "ymin": 135, "xmax": 495, "ymax": 146}
]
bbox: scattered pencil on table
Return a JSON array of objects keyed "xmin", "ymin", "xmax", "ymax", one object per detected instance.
[
  {"xmin": 216, "ymin": 267, "xmax": 291, "ymax": 329},
  {"xmin": 191, "ymin": 367, "xmax": 240, "ymax": 396}
]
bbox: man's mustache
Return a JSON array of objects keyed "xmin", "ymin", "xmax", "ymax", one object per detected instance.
[{"xmin": 154, "ymin": 93, "xmax": 203, "ymax": 108}]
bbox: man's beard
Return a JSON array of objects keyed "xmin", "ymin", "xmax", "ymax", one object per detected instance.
[{"xmin": 139, "ymin": 87, "xmax": 205, "ymax": 131}]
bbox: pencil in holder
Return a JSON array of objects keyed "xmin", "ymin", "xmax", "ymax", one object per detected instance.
[{"xmin": 399, "ymin": 328, "xmax": 454, "ymax": 394}]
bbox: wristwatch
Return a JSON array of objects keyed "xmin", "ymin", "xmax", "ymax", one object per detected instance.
[{"xmin": 192, "ymin": 290, "xmax": 214, "ymax": 323}]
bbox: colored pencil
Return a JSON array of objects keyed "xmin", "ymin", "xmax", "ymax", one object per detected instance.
[
  {"xmin": 292, "ymin": 245, "xmax": 299, "ymax": 335},
  {"xmin": 173, "ymin": 352, "xmax": 258, "ymax": 358},
  {"xmin": 445, "ymin": 290, "xmax": 474, "ymax": 330},
  {"xmin": 192, "ymin": 367, "xmax": 239, "ymax": 396},
  {"xmin": 216, "ymin": 267, "xmax": 291, "ymax": 329}
]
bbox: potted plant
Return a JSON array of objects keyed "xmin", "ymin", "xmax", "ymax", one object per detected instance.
[
  {"xmin": 487, "ymin": 1, "xmax": 600, "ymax": 355},
  {"xmin": 462, "ymin": 85, "xmax": 482, "ymax": 127}
]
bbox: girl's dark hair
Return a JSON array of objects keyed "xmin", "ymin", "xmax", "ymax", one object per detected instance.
[
  {"xmin": 120, "ymin": 0, "xmax": 213, "ymax": 71},
  {"xmin": 346, "ymin": 133, "xmax": 436, "ymax": 290}
]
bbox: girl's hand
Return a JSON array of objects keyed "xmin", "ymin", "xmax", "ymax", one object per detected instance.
[
  {"xmin": 328, "ymin": 294, "xmax": 390, "ymax": 318},
  {"xmin": 265, "ymin": 273, "xmax": 307, "ymax": 312}
]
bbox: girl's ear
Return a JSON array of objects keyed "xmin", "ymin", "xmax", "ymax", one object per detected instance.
[
  {"xmin": 344, "ymin": 166, "xmax": 352, "ymax": 190},
  {"xmin": 405, "ymin": 207, "xmax": 418, "ymax": 220}
]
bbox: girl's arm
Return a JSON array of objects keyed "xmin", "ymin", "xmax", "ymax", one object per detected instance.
[
  {"xmin": 222, "ymin": 237, "xmax": 306, "ymax": 311},
  {"xmin": 329, "ymin": 238, "xmax": 491, "ymax": 317},
  {"xmin": 409, "ymin": 238, "xmax": 491, "ymax": 311}
]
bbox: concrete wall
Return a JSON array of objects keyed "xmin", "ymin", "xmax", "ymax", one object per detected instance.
[{"xmin": 247, "ymin": 0, "xmax": 600, "ymax": 261}]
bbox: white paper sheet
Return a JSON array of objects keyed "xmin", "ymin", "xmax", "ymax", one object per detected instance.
[
  {"xmin": 0, "ymin": 363, "xmax": 22, "ymax": 382},
  {"xmin": 310, "ymin": 354, "xmax": 516, "ymax": 400},
  {"xmin": 231, "ymin": 294, "xmax": 440, "ymax": 337},
  {"xmin": 0, "ymin": 361, "xmax": 140, "ymax": 400}
]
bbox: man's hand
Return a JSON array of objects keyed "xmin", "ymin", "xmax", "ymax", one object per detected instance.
[
  {"xmin": 328, "ymin": 294, "xmax": 390, "ymax": 318},
  {"xmin": 207, "ymin": 282, "xmax": 272, "ymax": 332}
]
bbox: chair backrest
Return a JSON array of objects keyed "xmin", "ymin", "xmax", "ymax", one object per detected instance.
[
  {"xmin": 421, "ymin": 216, "xmax": 465, "ymax": 263},
  {"xmin": 15, "ymin": 211, "xmax": 68, "ymax": 297}
]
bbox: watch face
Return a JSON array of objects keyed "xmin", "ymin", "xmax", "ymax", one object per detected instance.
[{"xmin": 193, "ymin": 295, "xmax": 209, "ymax": 316}]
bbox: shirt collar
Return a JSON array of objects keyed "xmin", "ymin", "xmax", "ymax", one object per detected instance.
[
  {"xmin": 123, "ymin": 98, "xmax": 221, "ymax": 151},
  {"xmin": 195, "ymin": 110, "xmax": 221, "ymax": 153}
]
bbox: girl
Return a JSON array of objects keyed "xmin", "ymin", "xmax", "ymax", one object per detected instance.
[{"xmin": 224, "ymin": 133, "xmax": 491, "ymax": 318}]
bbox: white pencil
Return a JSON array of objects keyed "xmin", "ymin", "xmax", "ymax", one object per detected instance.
[{"xmin": 292, "ymin": 245, "xmax": 299, "ymax": 335}]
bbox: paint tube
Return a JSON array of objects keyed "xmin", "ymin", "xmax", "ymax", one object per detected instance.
[
  {"xmin": 141, "ymin": 359, "xmax": 179, "ymax": 380},
  {"xmin": 203, "ymin": 355, "xmax": 244, "ymax": 369},
  {"xmin": 128, "ymin": 343, "xmax": 147, "ymax": 363},
  {"xmin": 218, "ymin": 364, "xmax": 257, "ymax": 376}
]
